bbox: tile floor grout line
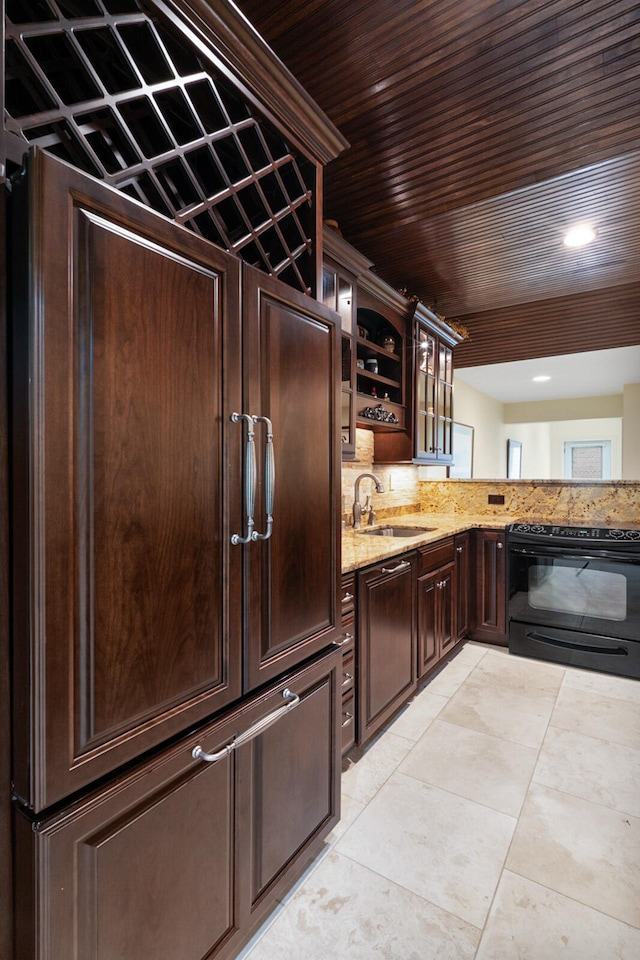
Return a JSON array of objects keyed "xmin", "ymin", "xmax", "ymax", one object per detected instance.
[{"xmin": 470, "ymin": 659, "xmax": 568, "ymax": 958}]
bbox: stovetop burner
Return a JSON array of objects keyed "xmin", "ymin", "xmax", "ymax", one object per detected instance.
[{"xmin": 508, "ymin": 522, "xmax": 640, "ymax": 542}]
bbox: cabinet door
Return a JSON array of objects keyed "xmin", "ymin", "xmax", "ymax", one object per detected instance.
[
  {"xmin": 14, "ymin": 705, "xmax": 242, "ymax": 960},
  {"xmin": 471, "ymin": 529, "xmax": 508, "ymax": 644},
  {"xmin": 240, "ymin": 648, "xmax": 341, "ymax": 933},
  {"xmin": 439, "ymin": 562, "xmax": 456, "ymax": 656},
  {"xmin": 14, "ymin": 649, "xmax": 340, "ymax": 960},
  {"xmin": 454, "ymin": 532, "xmax": 471, "ymax": 640},
  {"xmin": 418, "ymin": 561, "xmax": 455, "ymax": 678},
  {"xmin": 358, "ymin": 554, "xmax": 416, "ymax": 743},
  {"xmin": 242, "ymin": 266, "xmax": 341, "ymax": 690},
  {"xmin": 414, "ymin": 322, "xmax": 454, "ymax": 464},
  {"xmin": 417, "ymin": 569, "xmax": 439, "ymax": 677},
  {"xmin": 11, "ymin": 151, "xmax": 242, "ymax": 811}
]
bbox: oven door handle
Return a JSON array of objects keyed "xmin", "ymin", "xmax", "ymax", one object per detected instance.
[
  {"xmin": 509, "ymin": 545, "xmax": 640, "ymax": 564},
  {"xmin": 526, "ymin": 631, "xmax": 629, "ymax": 657}
]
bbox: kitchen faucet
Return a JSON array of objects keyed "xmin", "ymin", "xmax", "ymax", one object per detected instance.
[{"xmin": 352, "ymin": 472, "xmax": 385, "ymax": 529}]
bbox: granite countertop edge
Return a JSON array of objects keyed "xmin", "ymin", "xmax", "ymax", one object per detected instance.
[{"xmin": 341, "ymin": 512, "xmax": 517, "ymax": 574}]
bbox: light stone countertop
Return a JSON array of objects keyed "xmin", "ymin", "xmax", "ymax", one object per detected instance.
[{"xmin": 341, "ymin": 512, "xmax": 519, "ymax": 574}]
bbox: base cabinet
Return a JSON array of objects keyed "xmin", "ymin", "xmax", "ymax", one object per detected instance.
[
  {"xmin": 13, "ymin": 650, "xmax": 341, "ymax": 960},
  {"xmin": 357, "ymin": 554, "xmax": 417, "ymax": 744},
  {"xmin": 454, "ymin": 532, "xmax": 471, "ymax": 640},
  {"xmin": 469, "ymin": 529, "xmax": 508, "ymax": 645},
  {"xmin": 339, "ymin": 575, "xmax": 357, "ymax": 754},
  {"xmin": 417, "ymin": 539, "xmax": 456, "ymax": 679}
]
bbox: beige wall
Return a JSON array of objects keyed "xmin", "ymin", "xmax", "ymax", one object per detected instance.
[
  {"xmin": 452, "ymin": 374, "xmax": 633, "ymax": 480},
  {"xmin": 623, "ymin": 383, "xmax": 640, "ymax": 479},
  {"xmin": 450, "ymin": 379, "xmax": 505, "ymax": 478}
]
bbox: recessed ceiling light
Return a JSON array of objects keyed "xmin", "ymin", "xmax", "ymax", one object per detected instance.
[
  {"xmin": 564, "ymin": 224, "xmax": 596, "ymax": 248},
  {"xmin": 532, "ymin": 375, "xmax": 551, "ymax": 382}
]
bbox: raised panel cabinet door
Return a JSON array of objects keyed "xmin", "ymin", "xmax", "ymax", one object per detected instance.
[
  {"xmin": 439, "ymin": 562, "xmax": 456, "ymax": 655},
  {"xmin": 472, "ymin": 529, "xmax": 508, "ymax": 644},
  {"xmin": 239, "ymin": 647, "xmax": 341, "ymax": 935},
  {"xmin": 13, "ymin": 702, "xmax": 243, "ymax": 960},
  {"xmin": 454, "ymin": 532, "xmax": 471, "ymax": 640},
  {"xmin": 11, "ymin": 150, "xmax": 243, "ymax": 811},
  {"xmin": 417, "ymin": 570, "xmax": 439, "ymax": 678},
  {"xmin": 358, "ymin": 554, "xmax": 417, "ymax": 743},
  {"xmin": 242, "ymin": 265, "xmax": 341, "ymax": 690}
]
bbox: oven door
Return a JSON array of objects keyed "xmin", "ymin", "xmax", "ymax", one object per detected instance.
[{"xmin": 508, "ymin": 542, "xmax": 640, "ymax": 643}]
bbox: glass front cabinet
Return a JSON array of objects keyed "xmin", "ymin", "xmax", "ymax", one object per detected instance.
[
  {"xmin": 414, "ymin": 308, "xmax": 457, "ymax": 464},
  {"xmin": 322, "ymin": 226, "xmax": 373, "ymax": 459}
]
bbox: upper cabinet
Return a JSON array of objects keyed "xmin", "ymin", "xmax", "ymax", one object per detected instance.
[
  {"xmin": 413, "ymin": 303, "xmax": 461, "ymax": 465},
  {"xmin": 354, "ymin": 273, "xmax": 411, "ymax": 437},
  {"xmin": 371, "ymin": 300, "xmax": 463, "ymax": 465},
  {"xmin": 322, "ymin": 226, "xmax": 373, "ymax": 459}
]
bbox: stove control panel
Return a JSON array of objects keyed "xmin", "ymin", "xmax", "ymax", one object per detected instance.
[{"xmin": 508, "ymin": 523, "xmax": 640, "ymax": 542}]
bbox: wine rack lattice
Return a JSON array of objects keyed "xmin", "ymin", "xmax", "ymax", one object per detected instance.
[{"xmin": 4, "ymin": 0, "xmax": 317, "ymax": 293}]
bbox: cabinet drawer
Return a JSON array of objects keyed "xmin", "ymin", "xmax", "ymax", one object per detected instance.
[
  {"xmin": 419, "ymin": 538, "xmax": 454, "ymax": 575},
  {"xmin": 341, "ymin": 574, "xmax": 356, "ymax": 614},
  {"xmin": 341, "ymin": 649, "xmax": 355, "ymax": 693},
  {"xmin": 341, "ymin": 691, "xmax": 356, "ymax": 754},
  {"xmin": 338, "ymin": 613, "xmax": 355, "ymax": 652},
  {"xmin": 13, "ymin": 649, "xmax": 341, "ymax": 960}
]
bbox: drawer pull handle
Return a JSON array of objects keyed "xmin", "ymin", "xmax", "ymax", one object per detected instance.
[
  {"xmin": 192, "ymin": 689, "xmax": 299, "ymax": 764},
  {"xmin": 342, "ymin": 712, "xmax": 354, "ymax": 727},
  {"xmin": 340, "ymin": 633, "xmax": 353, "ymax": 645},
  {"xmin": 342, "ymin": 592, "xmax": 354, "ymax": 603},
  {"xmin": 381, "ymin": 560, "xmax": 410, "ymax": 574},
  {"xmin": 342, "ymin": 673, "xmax": 353, "ymax": 685}
]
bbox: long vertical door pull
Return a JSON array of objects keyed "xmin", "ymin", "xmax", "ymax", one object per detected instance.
[
  {"xmin": 252, "ymin": 415, "xmax": 275, "ymax": 541},
  {"xmin": 231, "ymin": 413, "xmax": 256, "ymax": 544}
]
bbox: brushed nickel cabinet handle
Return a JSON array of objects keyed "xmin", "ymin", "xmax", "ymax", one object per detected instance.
[
  {"xmin": 456, "ymin": 545, "xmax": 463, "ymax": 553},
  {"xmin": 341, "ymin": 712, "xmax": 354, "ymax": 727},
  {"xmin": 342, "ymin": 592, "xmax": 354, "ymax": 603},
  {"xmin": 340, "ymin": 632, "xmax": 353, "ymax": 645},
  {"xmin": 381, "ymin": 560, "xmax": 410, "ymax": 574},
  {"xmin": 342, "ymin": 673, "xmax": 353, "ymax": 685},
  {"xmin": 230, "ymin": 412, "xmax": 255, "ymax": 545},
  {"xmin": 192, "ymin": 689, "xmax": 299, "ymax": 763},
  {"xmin": 252, "ymin": 415, "xmax": 275, "ymax": 542},
  {"xmin": 497, "ymin": 541, "xmax": 504, "ymax": 549}
]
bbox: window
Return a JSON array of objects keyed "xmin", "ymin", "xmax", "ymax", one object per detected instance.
[{"xmin": 563, "ymin": 440, "xmax": 611, "ymax": 480}]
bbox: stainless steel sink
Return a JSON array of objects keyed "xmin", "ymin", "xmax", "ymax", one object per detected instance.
[{"xmin": 358, "ymin": 525, "xmax": 436, "ymax": 537}]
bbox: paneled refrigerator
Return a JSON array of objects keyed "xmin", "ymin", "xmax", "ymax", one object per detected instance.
[{"xmin": 9, "ymin": 149, "xmax": 342, "ymax": 959}]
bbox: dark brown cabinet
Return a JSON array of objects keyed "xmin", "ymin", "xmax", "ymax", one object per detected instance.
[
  {"xmin": 413, "ymin": 304, "xmax": 459, "ymax": 464},
  {"xmin": 357, "ymin": 553, "xmax": 417, "ymax": 744},
  {"xmin": 417, "ymin": 539, "xmax": 456, "ymax": 679},
  {"xmin": 13, "ymin": 650, "xmax": 341, "ymax": 960},
  {"xmin": 355, "ymin": 273, "xmax": 410, "ymax": 435},
  {"xmin": 11, "ymin": 150, "xmax": 341, "ymax": 813},
  {"xmin": 339, "ymin": 574, "xmax": 357, "ymax": 754},
  {"xmin": 373, "ymin": 301, "xmax": 462, "ymax": 464},
  {"xmin": 9, "ymin": 150, "xmax": 341, "ymax": 958},
  {"xmin": 322, "ymin": 227, "xmax": 373, "ymax": 460},
  {"xmin": 454, "ymin": 532, "xmax": 471, "ymax": 640},
  {"xmin": 470, "ymin": 528, "xmax": 508, "ymax": 645}
]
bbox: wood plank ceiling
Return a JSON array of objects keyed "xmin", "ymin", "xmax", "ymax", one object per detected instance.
[{"xmin": 234, "ymin": 0, "xmax": 640, "ymax": 368}]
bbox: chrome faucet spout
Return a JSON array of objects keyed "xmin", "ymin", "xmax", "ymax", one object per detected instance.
[{"xmin": 352, "ymin": 472, "xmax": 385, "ymax": 529}]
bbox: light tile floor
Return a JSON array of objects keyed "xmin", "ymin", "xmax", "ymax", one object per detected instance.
[{"xmin": 238, "ymin": 643, "xmax": 640, "ymax": 959}]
